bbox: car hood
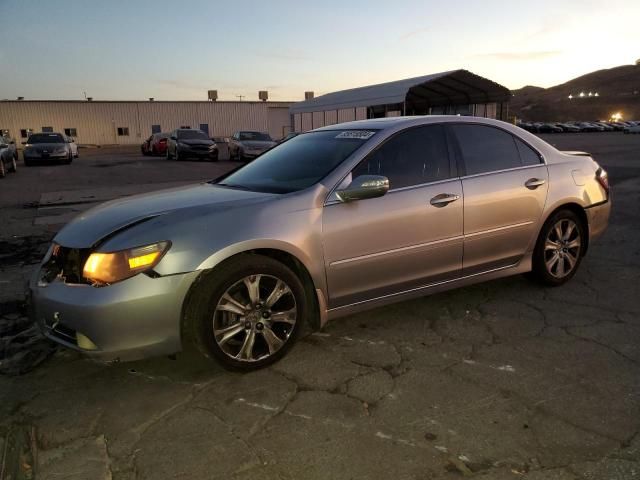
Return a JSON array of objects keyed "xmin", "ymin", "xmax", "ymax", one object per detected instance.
[
  {"xmin": 54, "ymin": 183, "xmax": 274, "ymax": 248},
  {"xmin": 239, "ymin": 140, "xmax": 276, "ymax": 149},
  {"xmin": 178, "ymin": 139, "xmax": 214, "ymax": 146}
]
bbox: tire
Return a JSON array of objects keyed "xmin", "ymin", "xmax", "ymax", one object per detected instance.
[
  {"xmin": 238, "ymin": 149, "xmax": 245, "ymax": 162},
  {"xmin": 64, "ymin": 151, "xmax": 73, "ymax": 165},
  {"xmin": 0, "ymin": 159, "xmax": 5, "ymax": 178},
  {"xmin": 166, "ymin": 147, "xmax": 172, "ymax": 160},
  {"xmin": 529, "ymin": 209, "xmax": 586, "ymax": 286},
  {"xmin": 209, "ymin": 152, "xmax": 218, "ymax": 162},
  {"xmin": 185, "ymin": 254, "xmax": 307, "ymax": 371},
  {"xmin": 9, "ymin": 155, "xmax": 17, "ymax": 173},
  {"xmin": 175, "ymin": 148, "xmax": 181, "ymax": 161}
]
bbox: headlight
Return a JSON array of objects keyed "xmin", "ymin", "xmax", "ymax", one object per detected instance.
[
  {"xmin": 209, "ymin": 144, "xmax": 217, "ymax": 150},
  {"xmin": 82, "ymin": 241, "xmax": 170, "ymax": 284},
  {"xmin": 54, "ymin": 146, "xmax": 66, "ymax": 153}
]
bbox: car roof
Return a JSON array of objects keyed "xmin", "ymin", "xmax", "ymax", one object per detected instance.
[{"xmin": 313, "ymin": 115, "xmax": 515, "ymax": 132}]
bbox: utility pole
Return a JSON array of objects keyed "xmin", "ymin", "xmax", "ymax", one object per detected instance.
[{"xmin": 236, "ymin": 95, "xmax": 244, "ymax": 101}]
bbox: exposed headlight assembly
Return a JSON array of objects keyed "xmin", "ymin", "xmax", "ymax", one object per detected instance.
[{"xmin": 82, "ymin": 241, "xmax": 170, "ymax": 284}]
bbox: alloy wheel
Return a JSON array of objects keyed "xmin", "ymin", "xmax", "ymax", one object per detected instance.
[
  {"xmin": 213, "ymin": 274, "xmax": 297, "ymax": 362},
  {"xmin": 544, "ymin": 219, "xmax": 581, "ymax": 278}
]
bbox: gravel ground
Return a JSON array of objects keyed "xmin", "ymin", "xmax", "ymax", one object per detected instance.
[{"xmin": 0, "ymin": 133, "xmax": 639, "ymax": 479}]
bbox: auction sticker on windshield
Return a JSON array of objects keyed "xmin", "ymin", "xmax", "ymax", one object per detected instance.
[{"xmin": 335, "ymin": 131, "xmax": 376, "ymax": 140}]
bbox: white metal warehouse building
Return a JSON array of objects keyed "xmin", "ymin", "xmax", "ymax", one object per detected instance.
[
  {"xmin": 291, "ymin": 69, "xmax": 512, "ymax": 131},
  {"xmin": 0, "ymin": 100, "xmax": 293, "ymax": 146},
  {"xmin": 0, "ymin": 69, "xmax": 511, "ymax": 146}
]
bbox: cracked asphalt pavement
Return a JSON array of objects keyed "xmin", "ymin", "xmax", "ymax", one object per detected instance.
[{"xmin": 1, "ymin": 134, "xmax": 639, "ymax": 479}]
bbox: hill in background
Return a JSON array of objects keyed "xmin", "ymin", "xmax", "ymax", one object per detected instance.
[{"xmin": 510, "ymin": 64, "xmax": 640, "ymax": 121}]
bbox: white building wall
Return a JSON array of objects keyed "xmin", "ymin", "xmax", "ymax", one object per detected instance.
[{"xmin": 0, "ymin": 101, "xmax": 293, "ymax": 146}]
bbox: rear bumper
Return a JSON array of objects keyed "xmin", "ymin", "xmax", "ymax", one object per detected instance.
[
  {"xmin": 29, "ymin": 268, "xmax": 200, "ymax": 362},
  {"xmin": 586, "ymin": 198, "xmax": 611, "ymax": 242}
]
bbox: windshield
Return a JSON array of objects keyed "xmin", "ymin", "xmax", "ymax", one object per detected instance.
[
  {"xmin": 28, "ymin": 133, "xmax": 65, "ymax": 144},
  {"xmin": 239, "ymin": 132, "xmax": 272, "ymax": 141},
  {"xmin": 178, "ymin": 130, "xmax": 209, "ymax": 140},
  {"xmin": 217, "ymin": 129, "xmax": 377, "ymax": 193}
]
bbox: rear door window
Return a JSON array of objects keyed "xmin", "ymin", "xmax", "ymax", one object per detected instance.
[
  {"xmin": 352, "ymin": 125, "xmax": 451, "ymax": 189},
  {"xmin": 514, "ymin": 137, "xmax": 542, "ymax": 166},
  {"xmin": 451, "ymin": 124, "xmax": 521, "ymax": 175}
]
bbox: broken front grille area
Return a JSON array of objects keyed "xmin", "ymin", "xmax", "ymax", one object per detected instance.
[{"xmin": 40, "ymin": 243, "xmax": 92, "ymax": 285}]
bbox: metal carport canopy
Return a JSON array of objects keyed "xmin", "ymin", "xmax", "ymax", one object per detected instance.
[{"xmin": 290, "ymin": 69, "xmax": 511, "ymax": 113}]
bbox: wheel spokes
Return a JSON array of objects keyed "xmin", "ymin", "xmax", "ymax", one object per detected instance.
[
  {"xmin": 546, "ymin": 252, "xmax": 560, "ymax": 272},
  {"xmin": 243, "ymin": 275, "xmax": 262, "ymax": 305},
  {"xmin": 236, "ymin": 329, "xmax": 256, "ymax": 360},
  {"xmin": 218, "ymin": 293, "xmax": 247, "ymax": 315},
  {"xmin": 261, "ymin": 327, "xmax": 284, "ymax": 354},
  {"xmin": 567, "ymin": 238, "xmax": 581, "ymax": 250},
  {"xmin": 265, "ymin": 280, "xmax": 291, "ymax": 308},
  {"xmin": 554, "ymin": 221, "xmax": 564, "ymax": 241},
  {"xmin": 545, "ymin": 238, "xmax": 561, "ymax": 251},
  {"xmin": 216, "ymin": 322, "xmax": 245, "ymax": 345},
  {"xmin": 270, "ymin": 307, "xmax": 297, "ymax": 325},
  {"xmin": 565, "ymin": 250, "xmax": 578, "ymax": 269},
  {"xmin": 563, "ymin": 221, "xmax": 576, "ymax": 241}
]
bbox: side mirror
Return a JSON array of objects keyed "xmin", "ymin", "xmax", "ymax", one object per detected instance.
[
  {"xmin": 170, "ymin": 136, "xmax": 177, "ymax": 140},
  {"xmin": 336, "ymin": 175, "xmax": 389, "ymax": 202}
]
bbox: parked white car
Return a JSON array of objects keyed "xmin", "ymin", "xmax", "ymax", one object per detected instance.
[{"xmin": 623, "ymin": 124, "xmax": 640, "ymax": 134}]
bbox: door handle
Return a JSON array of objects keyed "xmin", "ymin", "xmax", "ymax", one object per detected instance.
[
  {"xmin": 430, "ymin": 193, "xmax": 460, "ymax": 207},
  {"xmin": 525, "ymin": 178, "xmax": 546, "ymax": 189}
]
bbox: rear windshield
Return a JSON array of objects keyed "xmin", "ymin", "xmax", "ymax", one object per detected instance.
[
  {"xmin": 178, "ymin": 130, "xmax": 209, "ymax": 140},
  {"xmin": 28, "ymin": 133, "xmax": 64, "ymax": 144},
  {"xmin": 216, "ymin": 129, "xmax": 377, "ymax": 194},
  {"xmin": 239, "ymin": 132, "xmax": 272, "ymax": 141}
]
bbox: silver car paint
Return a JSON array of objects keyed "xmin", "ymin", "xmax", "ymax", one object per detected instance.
[{"xmin": 30, "ymin": 116, "xmax": 610, "ymax": 362}]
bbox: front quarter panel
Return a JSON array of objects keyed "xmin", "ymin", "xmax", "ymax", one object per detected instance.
[{"xmin": 97, "ymin": 187, "xmax": 329, "ymax": 296}]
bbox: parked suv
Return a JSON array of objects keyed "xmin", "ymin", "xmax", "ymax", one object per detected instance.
[
  {"xmin": 228, "ymin": 131, "xmax": 276, "ymax": 161},
  {"xmin": 0, "ymin": 134, "xmax": 18, "ymax": 178},
  {"xmin": 166, "ymin": 129, "xmax": 218, "ymax": 161}
]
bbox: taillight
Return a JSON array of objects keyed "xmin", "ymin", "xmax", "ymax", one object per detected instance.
[
  {"xmin": 596, "ymin": 167, "xmax": 609, "ymax": 194},
  {"xmin": 159, "ymin": 138, "xmax": 167, "ymax": 144}
]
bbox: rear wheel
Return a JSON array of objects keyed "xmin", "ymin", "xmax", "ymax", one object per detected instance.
[
  {"xmin": 185, "ymin": 255, "xmax": 306, "ymax": 370},
  {"xmin": 529, "ymin": 209, "xmax": 585, "ymax": 286},
  {"xmin": 9, "ymin": 155, "xmax": 17, "ymax": 173}
]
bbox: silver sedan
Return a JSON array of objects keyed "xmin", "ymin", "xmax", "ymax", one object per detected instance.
[{"xmin": 30, "ymin": 116, "xmax": 610, "ymax": 370}]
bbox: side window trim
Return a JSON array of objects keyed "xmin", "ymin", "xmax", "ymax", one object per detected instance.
[
  {"xmin": 350, "ymin": 124, "xmax": 454, "ymax": 191},
  {"xmin": 448, "ymin": 122, "xmax": 546, "ymax": 178}
]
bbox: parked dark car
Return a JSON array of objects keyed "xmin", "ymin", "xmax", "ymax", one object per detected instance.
[
  {"xmin": 142, "ymin": 132, "xmax": 170, "ymax": 156},
  {"xmin": 166, "ymin": 129, "xmax": 218, "ymax": 161},
  {"xmin": 537, "ymin": 123, "xmax": 563, "ymax": 133},
  {"xmin": 228, "ymin": 131, "xmax": 276, "ymax": 161},
  {"xmin": 0, "ymin": 133, "xmax": 18, "ymax": 178},
  {"xmin": 23, "ymin": 133, "xmax": 75, "ymax": 166},
  {"xmin": 556, "ymin": 123, "xmax": 580, "ymax": 133}
]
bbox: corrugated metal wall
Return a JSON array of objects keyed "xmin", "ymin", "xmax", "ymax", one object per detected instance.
[{"xmin": 0, "ymin": 101, "xmax": 293, "ymax": 146}]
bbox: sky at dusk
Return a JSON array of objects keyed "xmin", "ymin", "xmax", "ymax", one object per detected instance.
[{"xmin": 1, "ymin": 0, "xmax": 638, "ymax": 101}]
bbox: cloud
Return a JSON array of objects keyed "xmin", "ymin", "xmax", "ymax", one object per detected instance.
[
  {"xmin": 474, "ymin": 50, "xmax": 562, "ymax": 61},
  {"xmin": 399, "ymin": 28, "xmax": 429, "ymax": 40}
]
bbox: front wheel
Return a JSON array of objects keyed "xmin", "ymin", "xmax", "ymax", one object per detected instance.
[
  {"xmin": 185, "ymin": 255, "xmax": 306, "ymax": 370},
  {"xmin": 0, "ymin": 159, "xmax": 5, "ymax": 178},
  {"xmin": 9, "ymin": 155, "xmax": 17, "ymax": 173},
  {"xmin": 529, "ymin": 209, "xmax": 585, "ymax": 286}
]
